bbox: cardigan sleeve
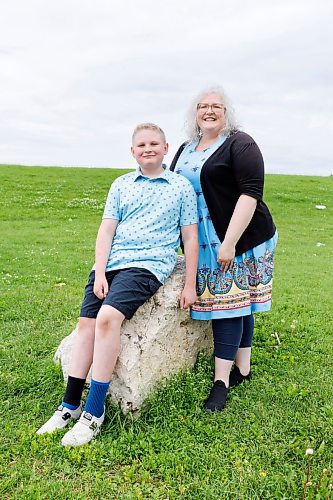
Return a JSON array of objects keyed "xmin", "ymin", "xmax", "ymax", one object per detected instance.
[{"xmin": 231, "ymin": 137, "xmax": 264, "ymax": 200}]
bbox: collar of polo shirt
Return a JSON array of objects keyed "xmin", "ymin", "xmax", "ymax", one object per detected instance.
[{"xmin": 134, "ymin": 165, "xmax": 171, "ymax": 183}]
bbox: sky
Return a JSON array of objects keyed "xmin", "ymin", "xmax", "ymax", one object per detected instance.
[{"xmin": 1, "ymin": 0, "xmax": 332, "ymax": 175}]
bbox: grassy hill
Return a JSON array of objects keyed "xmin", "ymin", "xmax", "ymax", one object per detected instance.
[{"xmin": 0, "ymin": 165, "xmax": 332, "ymax": 499}]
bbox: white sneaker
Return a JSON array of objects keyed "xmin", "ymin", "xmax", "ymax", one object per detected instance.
[
  {"xmin": 61, "ymin": 411, "xmax": 105, "ymax": 447},
  {"xmin": 36, "ymin": 403, "xmax": 83, "ymax": 435}
]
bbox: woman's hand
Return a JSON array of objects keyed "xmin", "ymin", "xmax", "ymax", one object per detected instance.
[
  {"xmin": 180, "ymin": 285, "xmax": 198, "ymax": 310},
  {"xmin": 217, "ymin": 240, "xmax": 235, "ymax": 273}
]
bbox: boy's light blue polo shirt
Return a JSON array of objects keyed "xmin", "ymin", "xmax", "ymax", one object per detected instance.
[{"xmin": 101, "ymin": 167, "xmax": 198, "ymax": 284}]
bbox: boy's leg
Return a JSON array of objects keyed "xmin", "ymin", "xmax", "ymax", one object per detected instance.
[
  {"xmin": 82, "ymin": 305, "xmax": 125, "ymax": 418},
  {"xmin": 37, "ymin": 272, "xmax": 103, "ymax": 435},
  {"xmin": 69, "ymin": 317, "xmax": 96, "ymax": 379},
  {"xmin": 36, "ymin": 321, "xmax": 97, "ymax": 435},
  {"xmin": 91, "ymin": 305, "xmax": 124, "ymax": 381},
  {"xmin": 62, "ymin": 268, "xmax": 160, "ymax": 446},
  {"xmin": 87, "ymin": 267, "xmax": 160, "ymax": 389},
  {"xmin": 61, "ymin": 272, "xmax": 107, "ymax": 409},
  {"xmin": 61, "ymin": 305, "xmax": 125, "ymax": 447},
  {"xmin": 61, "ymin": 317, "xmax": 96, "ymax": 409}
]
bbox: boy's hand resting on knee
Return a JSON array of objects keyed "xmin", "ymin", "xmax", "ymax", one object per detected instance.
[
  {"xmin": 179, "ymin": 285, "xmax": 198, "ymax": 310},
  {"xmin": 94, "ymin": 274, "xmax": 109, "ymax": 299}
]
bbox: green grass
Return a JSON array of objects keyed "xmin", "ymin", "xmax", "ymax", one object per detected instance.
[{"xmin": 0, "ymin": 165, "xmax": 332, "ymax": 499}]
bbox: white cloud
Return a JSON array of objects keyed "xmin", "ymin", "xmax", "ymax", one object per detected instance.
[{"xmin": 0, "ymin": 0, "xmax": 332, "ymax": 174}]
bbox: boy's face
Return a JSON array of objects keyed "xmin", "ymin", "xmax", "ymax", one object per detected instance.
[{"xmin": 131, "ymin": 130, "xmax": 168, "ymax": 171}]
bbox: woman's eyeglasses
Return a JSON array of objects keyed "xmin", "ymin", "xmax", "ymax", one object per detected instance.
[{"xmin": 197, "ymin": 103, "xmax": 225, "ymax": 112}]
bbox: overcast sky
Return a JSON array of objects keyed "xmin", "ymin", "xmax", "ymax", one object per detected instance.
[{"xmin": 1, "ymin": 0, "xmax": 332, "ymax": 175}]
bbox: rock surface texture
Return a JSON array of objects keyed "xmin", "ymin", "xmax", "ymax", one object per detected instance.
[{"xmin": 54, "ymin": 257, "xmax": 212, "ymax": 413}]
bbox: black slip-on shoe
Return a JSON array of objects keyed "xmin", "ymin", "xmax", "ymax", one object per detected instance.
[
  {"xmin": 229, "ymin": 365, "xmax": 251, "ymax": 388},
  {"xmin": 204, "ymin": 380, "xmax": 228, "ymax": 412}
]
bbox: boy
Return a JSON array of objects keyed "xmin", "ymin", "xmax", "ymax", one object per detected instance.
[{"xmin": 37, "ymin": 123, "xmax": 198, "ymax": 446}]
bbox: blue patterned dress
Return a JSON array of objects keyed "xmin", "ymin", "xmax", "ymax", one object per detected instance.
[{"xmin": 174, "ymin": 136, "xmax": 278, "ymax": 320}]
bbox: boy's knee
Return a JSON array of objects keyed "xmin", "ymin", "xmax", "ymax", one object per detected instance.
[
  {"xmin": 78, "ymin": 317, "xmax": 95, "ymax": 334},
  {"xmin": 96, "ymin": 306, "xmax": 124, "ymax": 333}
]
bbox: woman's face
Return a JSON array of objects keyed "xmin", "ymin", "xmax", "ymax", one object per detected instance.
[{"xmin": 196, "ymin": 92, "xmax": 226, "ymax": 136}]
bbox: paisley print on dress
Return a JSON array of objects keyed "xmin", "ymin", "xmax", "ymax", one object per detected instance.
[{"xmin": 173, "ymin": 135, "xmax": 277, "ymax": 319}]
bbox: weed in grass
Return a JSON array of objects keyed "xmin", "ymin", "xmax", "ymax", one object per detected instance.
[{"xmin": 302, "ymin": 447, "xmax": 333, "ymax": 499}]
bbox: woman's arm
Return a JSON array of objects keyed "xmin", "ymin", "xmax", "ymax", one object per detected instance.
[
  {"xmin": 217, "ymin": 136, "xmax": 264, "ymax": 272},
  {"xmin": 217, "ymin": 194, "xmax": 257, "ymax": 272}
]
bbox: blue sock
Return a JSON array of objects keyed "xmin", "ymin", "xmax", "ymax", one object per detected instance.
[
  {"xmin": 62, "ymin": 401, "xmax": 79, "ymax": 410},
  {"xmin": 84, "ymin": 379, "xmax": 110, "ymax": 418}
]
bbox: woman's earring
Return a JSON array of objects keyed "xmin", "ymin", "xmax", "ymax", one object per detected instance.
[{"xmin": 196, "ymin": 124, "xmax": 202, "ymax": 137}]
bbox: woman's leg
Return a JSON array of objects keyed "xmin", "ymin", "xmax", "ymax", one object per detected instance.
[
  {"xmin": 212, "ymin": 316, "xmax": 244, "ymax": 387},
  {"xmin": 234, "ymin": 314, "xmax": 254, "ymax": 376},
  {"xmin": 204, "ymin": 317, "xmax": 244, "ymax": 411}
]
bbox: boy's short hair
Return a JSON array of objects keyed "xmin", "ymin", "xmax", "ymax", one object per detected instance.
[{"xmin": 132, "ymin": 123, "xmax": 166, "ymax": 144}]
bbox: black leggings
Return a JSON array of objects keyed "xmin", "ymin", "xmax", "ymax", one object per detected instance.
[{"xmin": 212, "ymin": 314, "xmax": 254, "ymax": 361}]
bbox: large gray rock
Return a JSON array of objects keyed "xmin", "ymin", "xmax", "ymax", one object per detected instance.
[{"xmin": 54, "ymin": 256, "xmax": 212, "ymax": 413}]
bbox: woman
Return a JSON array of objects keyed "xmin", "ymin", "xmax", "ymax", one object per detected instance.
[{"xmin": 170, "ymin": 86, "xmax": 277, "ymax": 411}]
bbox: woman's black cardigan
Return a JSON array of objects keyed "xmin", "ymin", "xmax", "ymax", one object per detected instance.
[{"xmin": 170, "ymin": 131, "xmax": 276, "ymax": 256}]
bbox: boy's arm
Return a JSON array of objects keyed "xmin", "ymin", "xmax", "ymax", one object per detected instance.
[
  {"xmin": 179, "ymin": 224, "xmax": 199, "ymax": 309},
  {"xmin": 94, "ymin": 218, "xmax": 119, "ymax": 299}
]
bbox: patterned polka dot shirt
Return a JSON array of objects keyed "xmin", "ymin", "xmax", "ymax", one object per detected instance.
[{"xmin": 101, "ymin": 167, "xmax": 198, "ymax": 283}]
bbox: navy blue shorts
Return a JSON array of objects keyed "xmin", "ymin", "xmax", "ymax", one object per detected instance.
[{"xmin": 80, "ymin": 268, "xmax": 162, "ymax": 320}]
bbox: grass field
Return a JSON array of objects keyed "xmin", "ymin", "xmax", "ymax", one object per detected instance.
[{"xmin": 0, "ymin": 165, "xmax": 332, "ymax": 499}]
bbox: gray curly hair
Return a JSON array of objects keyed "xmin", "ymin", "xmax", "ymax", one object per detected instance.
[{"xmin": 184, "ymin": 85, "xmax": 239, "ymax": 141}]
